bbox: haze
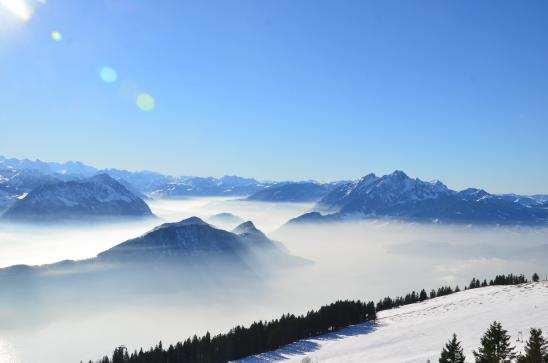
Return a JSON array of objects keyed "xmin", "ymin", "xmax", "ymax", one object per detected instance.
[{"xmin": 0, "ymin": 198, "xmax": 547, "ymax": 363}]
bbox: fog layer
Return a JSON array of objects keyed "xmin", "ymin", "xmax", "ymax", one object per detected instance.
[
  {"xmin": 0, "ymin": 198, "xmax": 547, "ymax": 363},
  {"xmin": 0, "ymin": 198, "xmax": 314, "ymax": 267}
]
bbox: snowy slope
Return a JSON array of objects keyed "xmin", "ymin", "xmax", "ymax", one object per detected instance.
[{"xmin": 239, "ymin": 282, "xmax": 548, "ymax": 363}]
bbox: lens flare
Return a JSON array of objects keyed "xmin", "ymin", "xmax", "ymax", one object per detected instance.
[
  {"xmin": 0, "ymin": 0, "xmax": 32, "ymax": 21},
  {"xmin": 136, "ymin": 93, "xmax": 155, "ymax": 111},
  {"xmin": 51, "ymin": 31, "xmax": 62, "ymax": 42},
  {"xmin": 99, "ymin": 67, "xmax": 118, "ymax": 84}
]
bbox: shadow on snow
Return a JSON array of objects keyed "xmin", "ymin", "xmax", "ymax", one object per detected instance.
[{"xmin": 236, "ymin": 322, "xmax": 376, "ymax": 362}]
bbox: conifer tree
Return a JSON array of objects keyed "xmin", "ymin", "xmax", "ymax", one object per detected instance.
[
  {"xmin": 470, "ymin": 278, "xmax": 478, "ymax": 289},
  {"xmin": 532, "ymin": 273, "xmax": 540, "ymax": 283},
  {"xmin": 366, "ymin": 301, "xmax": 376, "ymax": 320},
  {"xmin": 518, "ymin": 328, "xmax": 548, "ymax": 363},
  {"xmin": 473, "ymin": 321, "xmax": 516, "ymax": 363},
  {"xmin": 439, "ymin": 333, "xmax": 466, "ymax": 363}
]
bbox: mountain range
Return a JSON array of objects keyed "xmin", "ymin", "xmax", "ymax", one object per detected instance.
[
  {"xmin": 288, "ymin": 171, "xmax": 548, "ymax": 225},
  {"xmin": 2, "ymin": 156, "xmax": 547, "ymax": 225},
  {"xmin": 246, "ymin": 181, "xmax": 343, "ymax": 202},
  {"xmin": 0, "ymin": 156, "xmax": 276, "ymax": 203},
  {"xmin": 0, "ymin": 155, "xmax": 97, "ymax": 177},
  {"xmin": 150, "ymin": 175, "xmax": 269, "ymax": 197},
  {"xmin": 0, "ymin": 156, "xmax": 338, "ymax": 211}
]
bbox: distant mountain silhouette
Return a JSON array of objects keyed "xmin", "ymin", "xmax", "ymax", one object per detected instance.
[
  {"xmin": 247, "ymin": 182, "xmax": 341, "ymax": 202},
  {"xmin": 0, "ymin": 155, "xmax": 274, "ymax": 196},
  {"xmin": 150, "ymin": 175, "xmax": 271, "ymax": 197},
  {"xmin": 98, "ymin": 217, "xmax": 299, "ymax": 266},
  {"xmin": 0, "ymin": 217, "xmax": 306, "ymax": 321},
  {"xmin": 207, "ymin": 212, "xmax": 245, "ymax": 226}
]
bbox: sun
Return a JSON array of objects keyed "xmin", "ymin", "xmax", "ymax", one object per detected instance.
[{"xmin": 0, "ymin": 0, "xmax": 32, "ymax": 22}]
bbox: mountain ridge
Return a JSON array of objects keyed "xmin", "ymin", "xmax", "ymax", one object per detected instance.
[
  {"xmin": 289, "ymin": 171, "xmax": 548, "ymax": 225},
  {"xmin": 98, "ymin": 217, "xmax": 292, "ymax": 262},
  {"xmin": 246, "ymin": 181, "xmax": 343, "ymax": 202}
]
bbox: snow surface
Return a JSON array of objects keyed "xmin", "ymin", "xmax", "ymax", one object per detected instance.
[{"xmin": 238, "ymin": 282, "xmax": 548, "ymax": 363}]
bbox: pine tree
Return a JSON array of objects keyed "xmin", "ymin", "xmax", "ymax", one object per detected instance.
[
  {"xmin": 518, "ymin": 328, "xmax": 548, "ymax": 363},
  {"xmin": 532, "ymin": 273, "xmax": 540, "ymax": 283},
  {"xmin": 470, "ymin": 278, "xmax": 478, "ymax": 289},
  {"xmin": 366, "ymin": 301, "xmax": 376, "ymax": 320},
  {"xmin": 439, "ymin": 333, "xmax": 466, "ymax": 363},
  {"xmin": 112, "ymin": 346, "xmax": 128, "ymax": 363},
  {"xmin": 473, "ymin": 321, "xmax": 516, "ymax": 363}
]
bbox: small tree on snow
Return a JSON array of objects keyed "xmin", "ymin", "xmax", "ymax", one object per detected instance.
[
  {"xmin": 439, "ymin": 333, "xmax": 466, "ymax": 363},
  {"xmin": 532, "ymin": 273, "xmax": 540, "ymax": 282}
]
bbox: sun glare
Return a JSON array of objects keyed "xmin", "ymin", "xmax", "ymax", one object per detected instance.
[
  {"xmin": 0, "ymin": 0, "xmax": 32, "ymax": 21},
  {"xmin": 51, "ymin": 31, "xmax": 62, "ymax": 42},
  {"xmin": 136, "ymin": 93, "xmax": 156, "ymax": 111}
]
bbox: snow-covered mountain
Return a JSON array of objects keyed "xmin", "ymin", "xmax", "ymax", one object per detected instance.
[
  {"xmin": 2, "ymin": 174, "xmax": 153, "ymax": 221},
  {"xmin": 239, "ymin": 282, "xmax": 548, "ymax": 363},
  {"xmin": 0, "ymin": 155, "xmax": 273, "ymax": 197},
  {"xmin": 2, "ymin": 156, "xmax": 546, "ymax": 217},
  {"xmin": 150, "ymin": 175, "xmax": 271, "ymax": 197},
  {"xmin": 317, "ymin": 171, "xmax": 450, "ymax": 213},
  {"xmin": 100, "ymin": 168, "xmax": 173, "ymax": 194},
  {"xmin": 0, "ymin": 155, "xmax": 97, "ymax": 176},
  {"xmin": 0, "ymin": 156, "xmax": 168, "ymax": 201},
  {"xmin": 0, "ymin": 169, "xmax": 64, "ymax": 211},
  {"xmin": 289, "ymin": 171, "xmax": 548, "ymax": 225},
  {"xmin": 247, "ymin": 182, "xmax": 341, "ymax": 202},
  {"xmin": 532, "ymin": 194, "xmax": 548, "ymax": 203}
]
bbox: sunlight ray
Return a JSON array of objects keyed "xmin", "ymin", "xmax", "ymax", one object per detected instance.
[{"xmin": 0, "ymin": 0, "xmax": 32, "ymax": 21}]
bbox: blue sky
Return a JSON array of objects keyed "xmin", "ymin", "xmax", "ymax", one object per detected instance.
[{"xmin": 0, "ymin": 0, "xmax": 547, "ymax": 194}]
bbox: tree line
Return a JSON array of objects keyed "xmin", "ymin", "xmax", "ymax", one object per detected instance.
[
  {"xmin": 85, "ymin": 273, "xmax": 539, "ymax": 363},
  {"xmin": 89, "ymin": 300, "xmax": 376, "ymax": 363},
  {"xmin": 376, "ymin": 273, "xmax": 529, "ymax": 312}
]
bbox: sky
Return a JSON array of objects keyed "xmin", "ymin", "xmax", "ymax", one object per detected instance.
[{"xmin": 0, "ymin": 0, "xmax": 547, "ymax": 194}]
